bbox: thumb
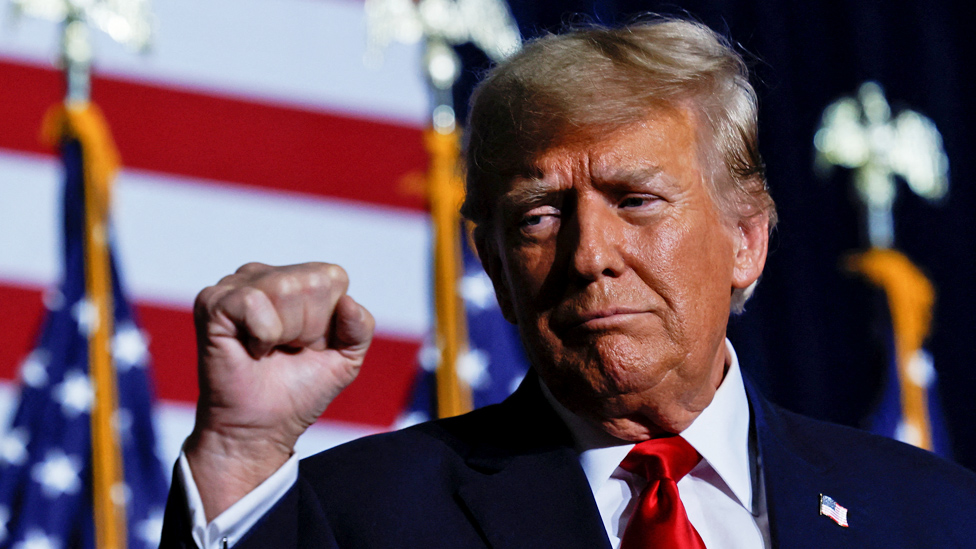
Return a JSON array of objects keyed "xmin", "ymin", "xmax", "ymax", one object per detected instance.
[{"xmin": 330, "ymin": 294, "xmax": 374, "ymax": 359}]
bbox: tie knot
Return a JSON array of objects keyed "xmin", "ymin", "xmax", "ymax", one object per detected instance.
[{"xmin": 619, "ymin": 436, "xmax": 701, "ymax": 482}]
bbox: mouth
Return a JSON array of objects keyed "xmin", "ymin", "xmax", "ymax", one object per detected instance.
[{"xmin": 557, "ymin": 307, "xmax": 652, "ymax": 333}]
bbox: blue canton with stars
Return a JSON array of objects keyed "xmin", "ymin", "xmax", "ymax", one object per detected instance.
[
  {"xmin": 0, "ymin": 140, "xmax": 167, "ymax": 548},
  {"xmin": 403, "ymin": 232, "xmax": 531, "ymax": 425}
]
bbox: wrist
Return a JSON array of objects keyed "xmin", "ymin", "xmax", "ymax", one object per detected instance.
[{"xmin": 184, "ymin": 426, "xmax": 294, "ymax": 521}]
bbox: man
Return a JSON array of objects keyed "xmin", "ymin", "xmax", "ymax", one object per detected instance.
[{"xmin": 162, "ymin": 18, "xmax": 976, "ymax": 548}]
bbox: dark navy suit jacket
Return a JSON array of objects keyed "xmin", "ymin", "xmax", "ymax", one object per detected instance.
[{"xmin": 161, "ymin": 372, "xmax": 976, "ymax": 548}]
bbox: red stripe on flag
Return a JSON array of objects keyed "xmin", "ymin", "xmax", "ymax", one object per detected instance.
[
  {"xmin": 0, "ymin": 284, "xmax": 47, "ymax": 383},
  {"xmin": 0, "ymin": 58, "xmax": 429, "ymax": 211},
  {"xmin": 0, "ymin": 282, "xmax": 421, "ymax": 427}
]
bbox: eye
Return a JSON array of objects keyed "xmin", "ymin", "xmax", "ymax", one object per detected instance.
[
  {"xmin": 619, "ymin": 195, "xmax": 656, "ymax": 209},
  {"xmin": 617, "ymin": 194, "xmax": 660, "ymax": 210},
  {"xmin": 516, "ymin": 205, "xmax": 559, "ymax": 235}
]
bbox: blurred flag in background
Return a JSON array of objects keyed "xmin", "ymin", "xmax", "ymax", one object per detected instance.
[
  {"xmin": 0, "ymin": 0, "xmax": 435, "ymax": 474},
  {"xmin": 402, "ymin": 235, "xmax": 530, "ymax": 425},
  {"xmin": 849, "ymin": 249, "xmax": 951, "ymax": 457},
  {"xmin": 0, "ymin": 104, "xmax": 166, "ymax": 548}
]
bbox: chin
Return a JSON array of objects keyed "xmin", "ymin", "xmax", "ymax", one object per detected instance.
[
  {"xmin": 540, "ymin": 337, "xmax": 679, "ymax": 411},
  {"xmin": 591, "ymin": 334, "xmax": 679, "ymax": 387}
]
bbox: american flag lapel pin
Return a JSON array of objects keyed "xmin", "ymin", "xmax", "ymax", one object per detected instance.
[{"xmin": 819, "ymin": 494, "xmax": 850, "ymax": 527}]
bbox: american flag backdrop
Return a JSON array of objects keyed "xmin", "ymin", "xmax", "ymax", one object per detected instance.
[
  {"xmin": 0, "ymin": 0, "xmax": 484, "ymax": 535},
  {"xmin": 0, "ymin": 129, "xmax": 168, "ymax": 547}
]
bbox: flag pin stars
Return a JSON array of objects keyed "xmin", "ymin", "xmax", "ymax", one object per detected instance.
[{"xmin": 819, "ymin": 494, "xmax": 850, "ymax": 527}]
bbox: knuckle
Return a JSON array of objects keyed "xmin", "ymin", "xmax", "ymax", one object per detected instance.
[
  {"xmin": 322, "ymin": 263, "xmax": 349, "ymax": 288},
  {"xmin": 236, "ymin": 262, "xmax": 270, "ymax": 275},
  {"xmin": 193, "ymin": 285, "xmax": 219, "ymax": 318},
  {"xmin": 267, "ymin": 273, "xmax": 302, "ymax": 300},
  {"xmin": 195, "ymin": 285, "xmax": 217, "ymax": 306},
  {"xmin": 238, "ymin": 286, "xmax": 268, "ymax": 310}
]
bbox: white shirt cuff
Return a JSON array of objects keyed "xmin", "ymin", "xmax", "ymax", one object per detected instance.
[{"xmin": 179, "ymin": 450, "xmax": 300, "ymax": 549}]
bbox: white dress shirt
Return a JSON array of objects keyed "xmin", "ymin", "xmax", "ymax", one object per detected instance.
[
  {"xmin": 541, "ymin": 340, "xmax": 770, "ymax": 548},
  {"xmin": 180, "ymin": 340, "xmax": 769, "ymax": 548}
]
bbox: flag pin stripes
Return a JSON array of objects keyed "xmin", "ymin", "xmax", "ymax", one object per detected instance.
[{"xmin": 819, "ymin": 494, "xmax": 850, "ymax": 527}]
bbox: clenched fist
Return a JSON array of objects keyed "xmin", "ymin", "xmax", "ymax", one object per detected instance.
[{"xmin": 184, "ymin": 262, "xmax": 374, "ymax": 520}]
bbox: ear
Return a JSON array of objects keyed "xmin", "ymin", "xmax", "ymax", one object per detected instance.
[
  {"xmin": 731, "ymin": 212, "xmax": 769, "ymax": 290},
  {"xmin": 473, "ymin": 228, "xmax": 519, "ymax": 324}
]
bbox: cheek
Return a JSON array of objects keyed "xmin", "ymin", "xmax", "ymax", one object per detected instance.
[
  {"xmin": 631, "ymin": 214, "xmax": 735, "ymax": 316},
  {"xmin": 501, "ymin": 244, "xmax": 559, "ymax": 329},
  {"xmin": 505, "ymin": 242, "xmax": 556, "ymax": 297}
]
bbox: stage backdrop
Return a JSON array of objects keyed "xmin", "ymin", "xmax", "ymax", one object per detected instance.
[{"xmin": 1, "ymin": 0, "xmax": 974, "ymax": 476}]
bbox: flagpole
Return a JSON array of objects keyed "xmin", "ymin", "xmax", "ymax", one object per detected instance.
[
  {"xmin": 364, "ymin": 0, "xmax": 520, "ymax": 419},
  {"xmin": 424, "ymin": 40, "xmax": 472, "ymax": 419},
  {"xmin": 59, "ymin": 9, "xmax": 128, "ymax": 548}
]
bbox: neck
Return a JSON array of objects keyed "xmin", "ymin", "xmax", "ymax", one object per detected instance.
[{"xmin": 547, "ymin": 342, "xmax": 732, "ymax": 443}]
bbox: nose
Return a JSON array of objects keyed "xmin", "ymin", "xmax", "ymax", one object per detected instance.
[{"xmin": 567, "ymin": 195, "xmax": 625, "ymax": 281}]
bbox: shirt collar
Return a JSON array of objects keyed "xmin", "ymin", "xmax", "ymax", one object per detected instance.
[{"xmin": 540, "ymin": 339, "xmax": 755, "ymax": 513}]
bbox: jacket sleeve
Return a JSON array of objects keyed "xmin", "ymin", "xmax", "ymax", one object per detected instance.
[{"xmin": 160, "ymin": 466, "xmax": 340, "ymax": 549}]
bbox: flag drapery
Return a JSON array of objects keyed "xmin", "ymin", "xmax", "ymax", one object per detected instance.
[
  {"xmin": 848, "ymin": 248, "xmax": 950, "ymax": 456},
  {"xmin": 405, "ymin": 112, "xmax": 530, "ymax": 423},
  {"xmin": 0, "ymin": 103, "xmax": 167, "ymax": 548},
  {"xmin": 404, "ymin": 231, "xmax": 530, "ymax": 425}
]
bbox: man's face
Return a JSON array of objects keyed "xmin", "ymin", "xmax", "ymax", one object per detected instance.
[{"xmin": 480, "ymin": 105, "xmax": 767, "ymax": 437}]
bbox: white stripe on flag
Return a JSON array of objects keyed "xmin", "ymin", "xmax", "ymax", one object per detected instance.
[
  {"xmin": 0, "ymin": 149, "xmax": 432, "ymax": 339},
  {"xmin": 0, "ymin": 0, "xmax": 429, "ymax": 126}
]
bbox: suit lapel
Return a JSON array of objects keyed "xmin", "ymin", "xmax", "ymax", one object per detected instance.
[
  {"xmin": 453, "ymin": 371, "xmax": 877, "ymax": 548},
  {"xmin": 746, "ymin": 382, "xmax": 867, "ymax": 548},
  {"xmin": 454, "ymin": 372, "xmax": 611, "ymax": 549}
]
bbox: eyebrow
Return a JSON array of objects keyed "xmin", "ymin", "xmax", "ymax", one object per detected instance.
[
  {"xmin": 590, "ymin": 164, "xmax": 663, "ymax": 184},
  {"xmin": 500, "ymin": 178, "xmax": 561, "ymax": 207},
  {"xmin": 498, "ymin": 164, "xmax": 666, "ymax": 210}
]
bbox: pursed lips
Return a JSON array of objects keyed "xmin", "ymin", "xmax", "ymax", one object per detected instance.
[{"xmin": 554, "ymin": 306, "xmax": 652, "ymax": 333}]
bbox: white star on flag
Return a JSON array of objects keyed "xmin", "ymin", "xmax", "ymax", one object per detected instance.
[
  {"xmin": 0, "ymin": 505, "xmax": 9, "ymax": 543},
  {"xmin": 0, "ymin": 427, "xmax": 30, "ymax": 467},
  {"xmin": 113, "ymin": 322, "xmax": 149, "ymax": 371},
  {"xmin": 53, "ymin": 370, "xmax": 94, "ymax": 418},
  {"xmin": 111, "ymin": 481, "xmax": 132, "ymax": 506},
  {"xmin": 460, "ymin": 272, "xmax": 497, "ymax": 311},
  {"xmin": 907, "ymin": 349, "xmax": 936, "ymax": 388},
  {"xmin": 30, "ymin": 450, "xmax": 82, "ymax": 499},
  {"xmin": 113, "ymin": 407, "xmax": 134, "ymax": 442},
  {"xmin": 418, "ymin": 342, "xmax": 440, "ymax": 373},
  {"xmin": 12, "ymin": 529, "xmax": 61, "ymax": 549},
  {"xmin": 135, "ymin": 508, "xmax": 165, "ymax": 546},
  {"xmin": 20, "ymin": 350, "xmax": 50, "ymax": 389},
  {"xmin": 70, "ymin": 298, "xmax": 98, "ymax": 336},
  {"xmin": 508, "ymin": 372, "xmax": 526, "ymax": 394},
  {"xmin": 458, "ymin": 348, "xmax": 491, "ymax": 390}
]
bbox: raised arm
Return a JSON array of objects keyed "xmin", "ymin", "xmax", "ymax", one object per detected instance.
[{"xmin": 183, "ymin": 262, "xmax": 374, "ymax": 520}]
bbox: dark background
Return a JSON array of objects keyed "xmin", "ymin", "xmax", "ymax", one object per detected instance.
[{"xmin": 452, "ymin": 1, "xmax": 976, "ymax": 471}]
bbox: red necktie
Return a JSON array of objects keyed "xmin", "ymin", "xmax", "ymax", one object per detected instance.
[{"xmin": 618, "ymin": 436, "xmax": 706, "ymax": 549}]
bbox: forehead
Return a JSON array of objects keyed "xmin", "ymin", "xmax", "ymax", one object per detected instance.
[{"xmin": 498, "ymin": 105, "xmax": 703, "ymax": 200}]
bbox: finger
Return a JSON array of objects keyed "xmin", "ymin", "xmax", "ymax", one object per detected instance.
[
  {"xmin": 299, "ymin": 264, "xmax": 350, "ymax": 346},
  {"xmin": 329, "ymin": 294, "xmax": 374, "ymax": 360},
  {"xmin": 256, "ymin": 270, "xmax": 308, "ymax": 346},
  {"xmin": 214, "ymin": 286, "xmax": 284, "ymax": 358},
  {"xmin": 235, "ymin": 261, "xmax": 271, "ymax": 275},
  {"xmin": 194, "ymin": 283, "xmax": 235, "ymax": 332},
  {"xmin": 257, "ymin": 263, "xmax": 349, "ymax": 348}
]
